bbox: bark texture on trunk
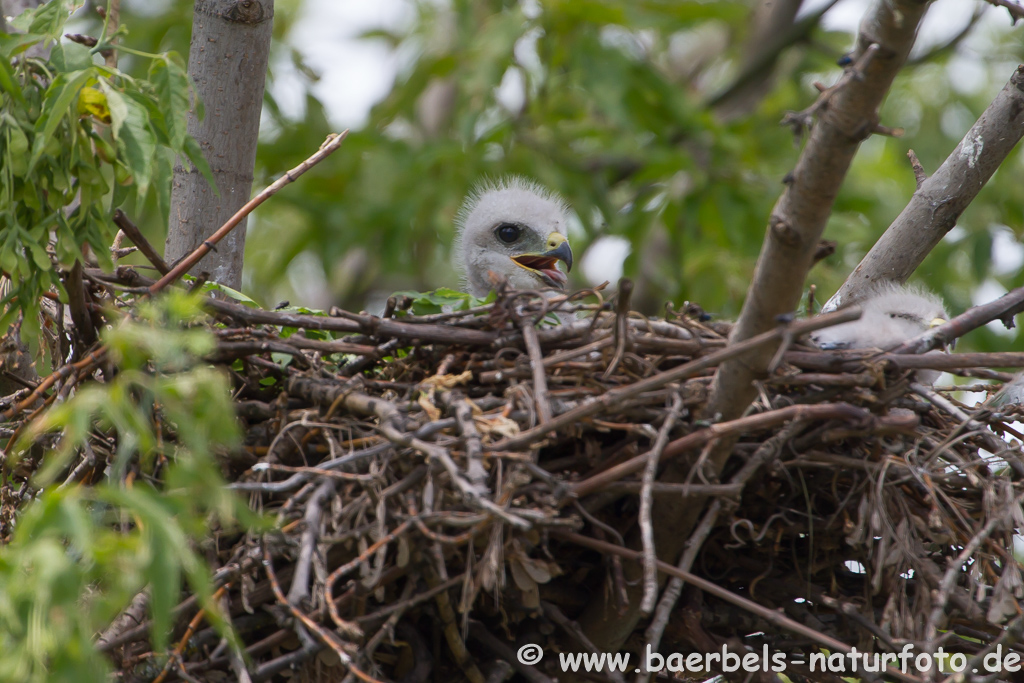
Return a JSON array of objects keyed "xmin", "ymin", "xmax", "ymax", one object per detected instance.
[{"xmin": 165, "ymin": 0, "xmax": 274, "ymax": 289}]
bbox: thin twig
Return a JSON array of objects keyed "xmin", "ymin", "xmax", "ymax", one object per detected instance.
[
  {"xmin": 149, "ymin": 132, "xmax": 349, "ymax": 294},
  {"xmin": 639, "ymin": 393, "xmax": 683, "ymax": 614}
]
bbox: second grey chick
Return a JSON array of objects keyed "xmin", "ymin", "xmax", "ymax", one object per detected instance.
[{"xmin": 812, "ymin": 283, "xmax": 949, "ymax": 384}]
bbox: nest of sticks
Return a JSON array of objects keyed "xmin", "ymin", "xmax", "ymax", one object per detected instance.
[{"xmin": 5, "ymin": 269, "xmax": 1024, "ymax": 683}]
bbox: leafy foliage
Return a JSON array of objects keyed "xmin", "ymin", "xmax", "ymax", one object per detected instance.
[
  {"xmin": 390, "ymin": 287, "xmax": 494, "ymax": 316},
  {"xmin": 95, "ymin": 0, "xmax": 1024, "ymax": 359},
  {"xmin": 0, "ymin": 0, "xmax": 210, "ymax": 362},
  {"xmin": 2, "ymin": 291, "xmax": 254, "ymax": 682}
]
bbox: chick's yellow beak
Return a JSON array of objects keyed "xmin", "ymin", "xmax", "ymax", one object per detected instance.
[
  {"xmin": 509, "ymin": 232, "xmax": 573, "ymax": 289},
  {"xmin": 542, "ymin": 232, "xmax": 573, "ymax": 272},
  {"xmin": 930, "ymin": 318, "xmax": 947, "ymax": 328}
]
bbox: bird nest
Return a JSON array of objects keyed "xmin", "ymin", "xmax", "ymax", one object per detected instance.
[{"xmin": 5, "ymin": 272, "xmax": 1024, "ymax": 683}]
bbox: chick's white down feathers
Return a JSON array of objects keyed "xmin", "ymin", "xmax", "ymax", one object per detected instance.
[
  {"xmin": 454, "ymin": 177, "xmax": 571, "ymax": 297},
  {"xmin": 813, "ymin": 283, "xmax": 949, "ymax": 384}
]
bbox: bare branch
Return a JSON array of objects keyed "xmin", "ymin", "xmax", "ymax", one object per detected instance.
[
  {"xmin": 983, "ymin": 0, "xmax": 1024, "ymax": 23},
  {"xmin": 706, "ymin": 0, "xmax": 928, "ymax": 431},
  {"xmin": 906, "ymin": 148, "xmax": 927, "ymax": 189},
  {"xmin": 150, "ymin": 132, "xmax": 350, "ymax": 295},
  {"xmin": 825, "ymin": 66, "xmax": 1024, "ymax": 310}
]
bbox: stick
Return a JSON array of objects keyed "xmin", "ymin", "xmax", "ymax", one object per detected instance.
[
  {"xmin": 826, "ymin": 66, "xmax": 1024, "ymax": 311},
  {"xmin": 493, "ymin": 307, "xmax": 862, "ymax": 452},
  {"xmin": 891, "ymin": 283, "xmax": 1024, "ymax": 354},
  {"xmin": 570, "ymin": 402, "xmax": 866, "ymax": 500},
  {"xmin": 519, "ymin": 314, "xmax": 553, "ymax": 424},
  {"xmin": 639, "ymin": 394, "xmax": 683, "ymax": 614},
  {"xmin": 149, "ymin": 131, "xmax": 349, "ymax": 294}
]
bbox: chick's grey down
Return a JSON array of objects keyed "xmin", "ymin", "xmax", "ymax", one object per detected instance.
[
  {"xmin": 812, "ymin": 283, "xmax": 949, "ymax": 384},
  {"xmin": 455, "ymin": 177, "xmax": 573, "ymax": 297}
]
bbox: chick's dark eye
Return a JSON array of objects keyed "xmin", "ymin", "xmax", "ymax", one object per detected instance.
[{"xmin": 495, "ymin": 223, "xmax": 521, "ymax": 244}]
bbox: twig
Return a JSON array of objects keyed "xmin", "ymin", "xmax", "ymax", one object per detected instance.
[
  {"xmin": 640, "ymin": 422, "xmax": 805, "ymax": 683},
  {"xmin": 443, "ymin": 391, "xmax": 488, "ymax": 488},
  {"xmin": 151, "ymin": 584, "xmax": 230, "ymax": 683},
  {"xmin": 603, "ymin": 278, "xmax": 633, "ymax": 379},
  {"xmin": 467, "ymin": 621, "xmax": 555, "ymax": 683},
  {"xmin": 495, "ymin": 307, "xmax": 862, "ymax": 452},
  {"xmin": 780, "ymin": 43, "xmax": 881, "ymax": 137},
  {"xmin": 324, "ymin": 519, "xmax": 413, "ymax": 635},
  {"xmin": 113, "ymin": 209, "xmax": 170, "ymax": 274},
  {"xmin": 101, "ymin": 0, "xmax": 120, "ymax": 68},
  {"xmin": 262, "ymin": 545, "xmax": 382, "ymax": 683},
  {"xmin": 286, "ymin": 479, "xmax": 335, "ymax": 605},
  {"xmin": 149, "ymin": 132, "xmax": 349, "ymax": 295},
  {"xmin": 826, "ymin": 66, "xmax": 1024, "ymax": 311},
  {"xmin": 517, "ymin": 312, "xmax": 552, "ymax": 424},
  {"xmin": 923, "ymin": 491, "xmax": 1024, "ymax": 656},
  {"xmin": 639, "ymin": 393, "xmax": 683, "ymax": 614},
  {"xmin": 906, "ymin": 148, "xmax": 926, "ymax": 188},
  {"xmin": 599, "ymin": 481, "xmax": 743, "ymax": 497},
  {"xmin": 983, "ymin": 0, "xmax": 1024, "ymax": 23},
  {"xmin": 570, "ymin": 402, "xmax": 867, "ymax": 500},
  {"xmin": 287, "ymin": 377, "xmax": 528, "ymax": 528},
  {"xmin": 704, "ymin": 0, "xmax": 930, "ymax": 449},
  {"xmin": 1, "ymin": 347, "xmax": 105, "ymax": 422},
  {"xmin": 424, "ymin": 552, "xmax": 486, "ymax": 683}
]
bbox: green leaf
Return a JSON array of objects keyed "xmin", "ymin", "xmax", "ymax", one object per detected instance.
[
  {"xmin": 29, "ymin": 69, "xmax": 93, "ymax": 173},
  {"xmin": 0, "ymin": 31, "xmax": 46, "ymax": 59},
  {"xmin": 149, "ymin": 57, "xmax": 190, "ymax": 150},
  {"xmin": 6, "ymin": 122, "xmax": 30, "ymax": 176},
  {"xmin": 183, "ymin": 134, "xmax": 216, "ymax": 191},
  {"xmin": 50, "ymin": 41, "xmax": 95, "ymax": 73},
  {"xmin": 24, "ymin": 0, "xmax": 72, "ymax": 38},
  {"xmin": 101, "ymin": 82, "xmax": 156, "ymax": 196},
  {"xmin": 194, "ymin": 279, "xmax": 258, "ymax": 306},
  {"xmin": 0, "ymin": 56, "xmax": 26, "ymax": 105}
]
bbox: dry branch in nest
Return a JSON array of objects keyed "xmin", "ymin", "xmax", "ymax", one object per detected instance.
[{"xmin": 7, "ymin": 269, "xmax": 1024, "ymax": 683}]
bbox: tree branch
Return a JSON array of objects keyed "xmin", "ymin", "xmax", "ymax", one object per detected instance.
[
  {"xmin": 825, "ymin": 65, "xmax": 1024, "ymax": 311},
  {"xmin": 705, "ymin": 0, "xmax": 929, "ymax": 429},
  {"xmin": 578, "ymin": 0, "xmax": 930, "ymax": 659}
]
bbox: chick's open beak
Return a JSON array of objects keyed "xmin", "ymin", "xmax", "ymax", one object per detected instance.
[{"xmin": 510, "ymin": 232, "xmax": 573, "ymax": 289}]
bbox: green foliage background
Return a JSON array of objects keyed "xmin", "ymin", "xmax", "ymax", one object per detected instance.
[{"xmin": 89, "ymin": 0, "xmax": 1024, "ymax": 350}]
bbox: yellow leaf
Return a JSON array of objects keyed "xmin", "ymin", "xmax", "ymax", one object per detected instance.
[
  {"xmin": 417, "ymin": 391, "xmax": 442, "ymax": 421},
  {"xmin": 419, "ymin": 371, "xmax": 472, "ymax": 391},
  {"xmin": 77, "ymin": 87, "xmax": 111, "ymax": 123}
]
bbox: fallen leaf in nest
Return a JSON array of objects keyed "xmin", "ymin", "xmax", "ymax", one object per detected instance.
[
  {"xmin": 509, "ymin": 557, "xmax": 540, "ymax": 609},
  {"xmin": 986, "ymin": 562, "xmax": 1023, "ymax": 624},
  {"xmin": 474, "ymin": 413, "xmax": 520, "ymax": 439},
  {"xmin": 419, "ymin": 371, "xmax": 473, "ymax": 391},
  {"xmin": 417, "ymin": 391, "xmax": 442, "ymax": 421}
]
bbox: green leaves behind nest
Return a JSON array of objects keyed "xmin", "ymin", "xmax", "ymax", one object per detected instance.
[
  {"xmin": 390, "ymin": 287, "xmax": 495, "ymax": 316},
  {"xmin": 0, "ymin": 1, "xmax": 213, "ymax": 368}
]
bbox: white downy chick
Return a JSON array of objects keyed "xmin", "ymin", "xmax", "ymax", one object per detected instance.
[
  {"xmin": 812, "ymin": 283, "xmax": 950, "ymax": 384},
  {"xmin": 454, "ymin": 177, "xmax": 574, "ymax": 298}
]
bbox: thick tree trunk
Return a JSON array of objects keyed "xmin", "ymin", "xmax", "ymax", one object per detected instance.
[{"xmin": 165, "ymin": 0, "xmax": 274, "ymax": 290}]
